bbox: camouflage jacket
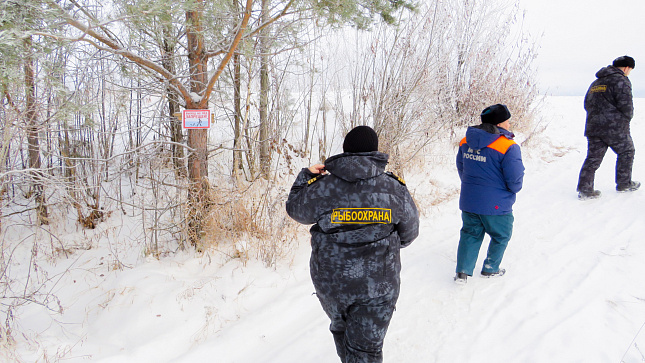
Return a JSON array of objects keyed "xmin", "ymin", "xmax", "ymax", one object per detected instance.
[
  {"xmin": 584, "ymin": 65, "xmax": 634, "ymax": 137},
  {"xmin": 286, "ymin": 152, "xmax": 419, "ymax": 298}
]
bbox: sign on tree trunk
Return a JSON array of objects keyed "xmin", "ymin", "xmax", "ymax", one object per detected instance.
[{"xmin": 182, "ymin": 109, "xmax": 211, "ymax": 129}]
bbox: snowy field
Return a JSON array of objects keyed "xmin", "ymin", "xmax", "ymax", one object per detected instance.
[{"xmin": 4, "ymin": 96, "xmax": 645, "ymax": 362}]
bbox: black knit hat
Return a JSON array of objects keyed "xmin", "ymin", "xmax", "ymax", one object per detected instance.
[
  {"xmin": 481, "ymin": 104, "xmax": 511, "ymax": 125},
  {"xmin": 613, "ymin": 55, "xmax": 635, "ymax": 69},
  {"xmin": 343, "ymin": 125, "xmax": 379, "ymax": 153}
]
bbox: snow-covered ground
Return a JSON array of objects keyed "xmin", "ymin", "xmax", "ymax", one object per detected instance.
[{"xmin": 4, "ymin": 96, "xmax": 645, "ymax": 362}]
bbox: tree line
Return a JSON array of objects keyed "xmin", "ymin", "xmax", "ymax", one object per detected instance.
[{"xmin": 0, "ymin": 0, "xmax": 539, "ymax": 257}]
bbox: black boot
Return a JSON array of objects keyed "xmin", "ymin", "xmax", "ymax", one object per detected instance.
[
  {"xmin": 481, "ymin": 268, "xmax": 506, "ymax": 278},
  {"xmin": 617, "ymin": 181, "xmax": 641, "ymax": 192},
  {"xmin": 454, "ymin": 272, "xmax": 468, "ymax": 284},
  {"xmin": 578, "ymin": 190, "xmax": 601, "ymax": 200}
]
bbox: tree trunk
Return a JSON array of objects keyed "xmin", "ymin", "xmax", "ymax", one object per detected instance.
[
  {"xmin": 233, "ymin": 52, "xmax": 243, "ymax": 178},
  {"xmin": 186, "ymin": 2, "xmax": 211, "ymax": 247},
  {"xmin": 186, "ymin": 5, "xmax": 209, "ymax": 182},
  {"xmin": 24, "ymin": 36, "xmax": 48, "ymax": 225},
  {"xmin": 258, "ymin": 0, "xmax": 271, "ymax": 180},
  {"xmin": 162, "ymin": 24, "xmax": 186, "ymax": 177}
]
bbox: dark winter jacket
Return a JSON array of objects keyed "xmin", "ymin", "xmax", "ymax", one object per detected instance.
[
  {"xmin": 286, "ymin": 152, "xmax": 419, "ymax": 299},
  {"xmin": 457, "ymin": 124, "xmax": 524, "ymax": 215},
  {"xmin": 584, "ymin": 65, "xmax": 634, "ymax": 137}
]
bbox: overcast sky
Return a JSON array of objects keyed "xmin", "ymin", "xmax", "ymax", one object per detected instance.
[{"xmin": 517, "ymin": 0, "xmax": 645, "ymax": 97}]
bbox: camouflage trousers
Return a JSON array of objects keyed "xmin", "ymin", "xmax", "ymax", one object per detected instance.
[
  {"xmin": 577, "ymin": 133, "xmax": 635, "ymax": 192},
  {"xmin": 315, "ymin": 288, "xmax": 398, "ymax": 363}
]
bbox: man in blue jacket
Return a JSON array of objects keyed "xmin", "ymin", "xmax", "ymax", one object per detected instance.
[
  {"xmin": 454, "ymin": 104, "xmax": 524, "ymax": 284},
  {"xmin": 577, "ymin": 55, "xmax": 640, "ymax": 200},
  {"xmin": 286, "ymin": 126, "xmax": 419, "ymax": 362}
]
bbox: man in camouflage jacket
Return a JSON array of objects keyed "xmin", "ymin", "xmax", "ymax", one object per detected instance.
[
  {"xmin": 286, "ymin": 126, "xmax": 419, "ymax": 363},
  {"xmin": 577, "ymin": 55, "xmax": 640, "ymax": 199}
]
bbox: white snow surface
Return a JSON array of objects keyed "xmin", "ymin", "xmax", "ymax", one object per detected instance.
[{"xmin": 5, "ymin": 96, "xmax": 645, "ymax": 362}]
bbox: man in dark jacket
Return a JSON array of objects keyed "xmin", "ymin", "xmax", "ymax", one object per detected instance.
[
  {"xmin": 286, "ymin": 126, "xmax": 419, "ymax": 363},
  {"xmin": 577, "ymin": 55, "xmax": 640, "ymax": 200},
  {"xmin": 454, "ymin": 104, "xmax": 524, "ymax": 284}
]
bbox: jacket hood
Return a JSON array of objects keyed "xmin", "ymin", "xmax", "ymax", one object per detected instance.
[
  {"xmin": 324, "ymin": 152, "xmax": 389, "ymax": 182},
  {"xmin": 596, "ymin": 65, "xmax": 625, "ymax": 79},
  {"xmin": 465, "ymin": 124, "xmax": 514, "ymax": 150}
]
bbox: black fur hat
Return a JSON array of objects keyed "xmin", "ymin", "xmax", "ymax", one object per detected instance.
[
  {"xmin": 481, "ymin": 104, "xmax": 511, "ymax": 125},
  {"xmin": 613, "ymin": 55, "xmax": 635, "ymax": 69}
]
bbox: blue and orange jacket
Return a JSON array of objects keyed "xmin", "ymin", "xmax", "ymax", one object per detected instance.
[{"xmin": 456, "ymin": 124, "xmax": 524, "ymax": 215}]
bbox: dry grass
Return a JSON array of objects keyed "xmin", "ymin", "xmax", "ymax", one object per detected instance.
[{"xmin": 196, "ymin": 178, "xmax": 300, "ymax": 267}]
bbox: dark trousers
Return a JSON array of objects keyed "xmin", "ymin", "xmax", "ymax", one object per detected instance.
[
  {"xmin": 577, "ymin": 134, "xmax": 635, "ymax": 192},
  {"xmin": 456, "ymin": 211, "xmax": 514, "ymax": 276},
  {"xmin": 316, "ymin": 290, "xmax": 398, "ymax": 363}
]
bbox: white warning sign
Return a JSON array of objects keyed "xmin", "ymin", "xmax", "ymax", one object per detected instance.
[{"xmin": 182, "ymin": 109, "xmax": 211, "ymax": 129}]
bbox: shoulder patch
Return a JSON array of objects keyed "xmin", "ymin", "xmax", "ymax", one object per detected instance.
[
  {"xmin": 487, "ymin": 136, "xmax": 516, "ymax": 154},
  {"xmin": 386, "ymin": 172, "xmax": 406, "ymax": 185},
  {"xmin": 307, "ymin": 174, "xmax": 327, "ymax": 185},
  {"xmin": 459, "ymin": 137, "xmax": 467, "ymax": 147},
  {"xmin": 590, "ymin": 85, "xmax": 607, "ymax": 93}
]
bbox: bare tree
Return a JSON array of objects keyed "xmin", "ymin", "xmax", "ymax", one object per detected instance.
[
  {"xmin": 37, "ymin": 0, "xmax": 396, "ymax": 242},
  {"xmin": 23, "ymin": 36, "xmax": 49, "ymax": 225},
  {"xmin": 334, "ymin": 0, "xmax": 539, "ymax": 175}
]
